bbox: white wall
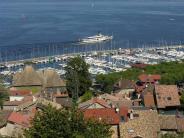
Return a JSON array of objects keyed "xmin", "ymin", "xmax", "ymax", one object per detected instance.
[{"xmin": 9, "ymin": 96, "xmax": 24, "ymax": 102}]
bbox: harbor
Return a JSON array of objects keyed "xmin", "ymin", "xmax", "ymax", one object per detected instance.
[{"xmin": 0, "ymin": 44, "xmax": 184, "ymax": 79}]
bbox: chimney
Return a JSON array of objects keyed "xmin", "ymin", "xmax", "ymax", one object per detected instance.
[
  {"xmin": 130, "ymin": 110, "xmax": 134, "ymax": 120},
  {"xmin": 115, "ymin": 108, "xmax": 120, "ymax": 113},
  {"xmin": 33, "ymin": 96, "xmax": 37, "ymax": 102}
]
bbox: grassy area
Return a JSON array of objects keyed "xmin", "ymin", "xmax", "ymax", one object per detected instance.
[{"xmin": 16, "ymin": 86, "xmax": 41, "ymax": 94}]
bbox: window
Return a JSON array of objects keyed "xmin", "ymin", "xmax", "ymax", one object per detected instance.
[
  {"xmin": 167, "ymin": 97, "xmax": 172, "ymax": 100},
  {"xmin": 121, "ymin": 116, "xmax": 125, "ymax": 122}
]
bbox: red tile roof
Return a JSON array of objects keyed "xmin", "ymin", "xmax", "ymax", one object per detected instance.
[
  {"xmin": 9, "ymin": 89, "xmax": 32, "ymax": 96},
  {"xmin": 155, "ymin": 85, "xmax": 180, "ymax": 108},
  {"xmin": 8, "ymin": 112, "xmax": 31, "ymax": 127},
  {"xmin": 131, "ymin": 63, "xmax": 148, "ymax": 69},
  {"xmin": 138, "ymin": 74, "xmax": 161, "ymax": 83},
  {"xmin": 119, "ymin": 106, "xmax": 129, "ymax": 121},
  {"xmin": 143, "ymin": 92, "xmax": 155, "ymax": 108},
  {"xmin": 83, "ymin": 108, "xmax": 120, "ymax": 125}
]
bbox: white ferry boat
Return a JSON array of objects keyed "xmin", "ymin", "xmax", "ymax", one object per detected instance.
[{"xmin": 80, "ymin": 33, "xmax": 113, "ymax": 44}]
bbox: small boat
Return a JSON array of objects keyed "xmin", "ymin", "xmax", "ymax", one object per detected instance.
[{"xmin": 79, "ymin": 33, "xmax": 113, "ymax": 44}]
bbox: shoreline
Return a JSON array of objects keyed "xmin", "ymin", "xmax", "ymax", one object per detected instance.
[{"xmin": 1, "ymin": 44, "xmax": 184, "ymax": 65}]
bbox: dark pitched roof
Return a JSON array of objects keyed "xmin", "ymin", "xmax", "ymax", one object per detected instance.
[
  {"xmin": 55, "ymin": 97, "xmax": 72, "ymax": 108},
  {"xmin": 13, "ymin": 65, "xmax": 42, "ymax": 86},
  {"xmin": 155, "ymin": 85, "xmax": 180, "ymax": 108},
  {"xmin": 114, "ymin": 79, "xmax": 135, "ymax": 89},
  {"xmin": 42, "ymin": 69, "xmax": 66, "ymax": 88},
  {"xmin": 13, "ymin": 65, "xmax": 66, "ymax": 88}
]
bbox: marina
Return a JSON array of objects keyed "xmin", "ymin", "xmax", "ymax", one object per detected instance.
[{"xmin": 0, "ymin": 45, "xmax": 184, "ymax": 79}]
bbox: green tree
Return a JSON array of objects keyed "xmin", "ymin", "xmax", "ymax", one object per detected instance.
[
  {"xmin": 95, "ymin": 61, "xmax": 184, "ymax": 92},
  {"xmin": 0, "ymin": 83, "xmax": 8, "ymax": 110},
  {"xmin": 25, "ymin": 105, "xmax": 112, "ymax": 138},
  {"xmin": 161, "ymin": 133, "xmax": 184, "ymax": 138},
  {"xmin": 180, "ymin": 91, "xmax": 184, "ymax": 104},
  {"xmin": 65, "ymin": 56, "xmax": 92, "ymax": 99},
  {"xmin": 80, "ymin": 90, "xmax": 93, "ymax": 102}
]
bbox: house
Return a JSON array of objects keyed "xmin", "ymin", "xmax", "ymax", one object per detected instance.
[
  {"xmin": 40, "ymin": 69, "xmax": 66, "ymax": 95},
  {"xmin": 98, "ymin": 93, "xmax": 133, "ymax": 109},
  {"xmin": 13, "ymin": 65, "xmax": 66, "ymax": 94},
  {"xmin": 114, "ymin": 79, "xmax": 135, "ymax": 93},
  {"xmin": 8, "ymin": 89, "xmax": 32, "ymax": 102},
  {"xmin": 3, "ymin": 95, "xmax": 36, "ymax": 111},
  {"xmin": 53, "ymin": 93, "xmax": 72, "ymax": 108},
  {"xmin": 0, "ymin": 110, "xmax": 12, "ymax": 136},
  {"xmin": 141, "ymin": 85, "xmax": 155, "ymax": 108},
  {"xmin": 13, "ymin": 65, "xmax": 43, "ymax": 87},
  {"xmin": 131, "ymin": 63, "xmax": 148, "ymax": 69},
  {"xmin": 98, "ymin": 93, "xmax": 120, "ymax": 103},
  {"xmin": 111, "ymin": 99, "xmax": 133, "ymax": 109},
  {"xmin": 159, "ymin": 115, "xmax": 178, "ymax": 133},
  {"xmin": 138, "ymin": 74, "xmax": 161, "ymax": 84},
  {"xmin": 8, "ymin": 112, "xmax": 31, "ymax": 128},
  {"xmin": 79, "ymin": 98, "xmax": 111, "ymax": 109},
  {"xmin": 155, "ymin": 85, "xmax": 180, "ymax": 113},
  {"xmin": 120, "ymin": 110, "xmax": 160, "ymax": 138},
  {"xmin": 0, "ymin": 111, "xmax": 33, "ymax": 137},
  {"xmin": 83, "ymin": 107, "xmax": 128, "ymax": 138}
]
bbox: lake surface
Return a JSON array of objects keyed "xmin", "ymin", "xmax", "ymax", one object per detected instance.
[{"xmin": 0, "ymin": 0, "xmax": 184, "ymax": 61}]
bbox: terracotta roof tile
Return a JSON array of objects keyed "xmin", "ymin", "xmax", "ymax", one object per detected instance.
[
  {"xmin": 83, "ymin": 108, "xmax": 120, "ymax": 125},
  {"xmin": 9, "ymin": 89, "xmax": 32, "ymax": 96},
  {"xmin": 8, "ymin": 112, "xmax": 31, "ymax": 127},
  {"xmin": 131, "ymin": 63, "xmax": 148, "ymax": 69},
  {"xmin": 138, "ymin": 74, "xmax": 161, "ymax": 83},
  {"xmin": 155, "ymin": 85, "xmax": 180, "ymax": 108}
]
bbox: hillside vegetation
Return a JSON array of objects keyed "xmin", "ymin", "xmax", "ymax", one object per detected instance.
[{"xmin": 96, "ymin": 61, "xmax": 184, "ymax": 92}]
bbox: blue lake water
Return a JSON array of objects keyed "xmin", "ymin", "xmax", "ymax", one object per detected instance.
[{"xmin": 0, "ymin": 0, "xmax": 184, "ymax": 61}]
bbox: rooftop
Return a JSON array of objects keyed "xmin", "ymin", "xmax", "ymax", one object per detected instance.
[
  {"xmin": 79, "ymin": 98, "xmax": 111, "ymax": 109},
  {"xmin": 138, "ymin": 74, "xmax": 161, "ymax": 83},
  {"xmin": 9, "ymin": 89, "xmax": 32, "ymax": 96},
  {"xmin": 83, "ymin": 108, "xmax": 120, "ymax": 125},
  {"xmin": 8, "ymin": 112, "xmax": 31, "ymax": 127},
  {"xmin": 159, "ymin": 115, "xmax": 177, "ymax": 130},
  {"xmin": 155, "ymin": 85, "xmax": 180, "ymax": 108},
  {"xmin": 120, "ymin": 110, "xmax": 160, "ymax": 138}
]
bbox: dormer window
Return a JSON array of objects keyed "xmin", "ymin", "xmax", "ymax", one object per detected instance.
[{"xmin": 167, "ymin": 97, "xmax": 172, "ymax": 100}]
